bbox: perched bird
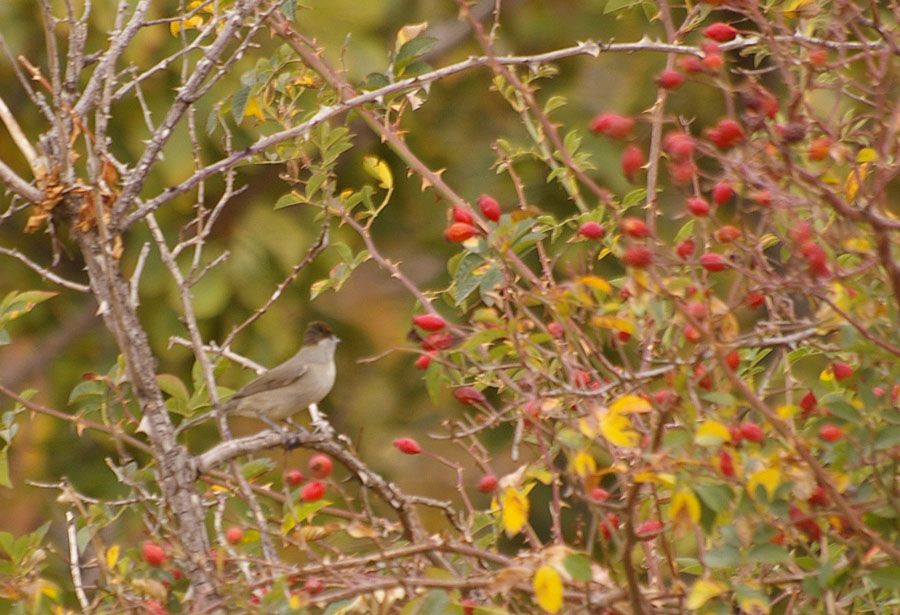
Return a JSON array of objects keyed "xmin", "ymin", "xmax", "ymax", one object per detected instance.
[
  {"xmin": 162, "ymin": 321, "xmax": 339, "ymax": 435},
  {"xmin": 221, "ymin": 321, "xmax": 339, "ymax": 422}
]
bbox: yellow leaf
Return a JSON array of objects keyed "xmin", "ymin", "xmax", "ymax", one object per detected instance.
[
  {"xmin": 533, "ymin": 565, "xmax": 563, "ymax": 614},
  {"xmin": 591, "ymin": 315, "xmax": 636, "ymax": 335},
  {"xmin": 686, "ymin": 579, "xmax": 728, "ymax": 609},
  {"xmin": 501, "ymin": 487, "xmax": 530, "ymax": 537},
  {"xmin": 170, "ymin": 15, "xmax": 204, "ymax": 36},
  {"xmin": 747, "ymin": 468, "xmax": 781, "ymax": 501},
  {"xmin": 856, "ymin": 147, "xmax": 878, "ymax": 163},
  {"xmin": 396, "ymin": 21, "xmax": 429, "ymax": 47},
  {"xmin": 578, "ymin": 417, "xmax": 597, "ymax": 439},
  {"xmin": 600, "ymin": 411, "xmax": 640, "ymax": 447},
  {"xmin": 363, "ymin": 155, "xmax": 394, "ymax": 190},
  {"xmin": 670, "ymin": 489, "xmax": 701, "ymax": 524},
  {"xmin": 844, "ymin": 163, "xmax": 869, "ymax": 201},
  {"xmin": 243, "ymin": 97, "xmax": 265, "ymax": 121},
  {"xmin": 695, "ymin": 420, "xmax": 731, "ymax": 447},
  {"xmin": 633, "ymin": 471, "xmax": 675, "ymax": 486},
  {"xmin": 570, "ymin": 451, "xmax": 596, "ymax": 478},
  {"xmin": 106, "ymin": 544, "xmax": 119, "ymax": 569},
  {"xmin": 777, "ymin": 404, "xmax": 799, "ymax": 420},
  {"xmin": 578, "ymin": 275, "xmax": 612, "ymax": 294},
  {"xmin": 819, "ymin": 368, "xmax": 834, "ymax": 382},
  {"xmin": 609, "ymin": 394, "xmax": 651, "ymax": 414}
]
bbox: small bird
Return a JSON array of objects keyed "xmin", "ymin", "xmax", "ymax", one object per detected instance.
[
  {"xmin": 162, "ymin": 321, "xmax": 339, "ymax": 435},
  {"xmin": 221, "ymin": 321, "xmax": 339, "ymax": 422}
]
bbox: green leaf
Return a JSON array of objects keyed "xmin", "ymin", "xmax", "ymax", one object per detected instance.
[
  {"xmin": 868, "ymin": 565, "xmax": 900, "ymax": 591},
  {"xmin": 704, "ymin": 544, "xmax": 740, "ymax": 569},
  {"xmin": 563, "ymin": 553, "xmax": 592, "ymax": 582},
  {"xmin": 231, "ymin": 85, "xmax": 251, "ymax": 123},
  {"xmin": 274, "ymin": 192, "xmax": 304, "ymax": 210},
  {"xmin": 240, "ymin": 458, "xmax": 275, "ymax": 480},
  {"xmin": 68, "ymin": 380, "xmax": 105, "ymax": 405},
  {"xmin": 694, "ymin": 483, "xmax": 733, "ymax": 513},
  {"xmin": 605, "ymin": 0, "xmax": 642, "ymax": 13},
  {"xmin": 424, "ymin": 359, "xmax": 444, "ymax": 405},
  {"xmin": 701, "ymin": 391, "xmax": 738, "ymax": 406},
  {"xmin": 748, "ymin": 543, "xmax": 790, "ymax": 564},
  {"xmin": 157, "ymin": 374, "xmax": 189, "ymax": 402},
  {"xmin": 395, "ymin": 36, "xmax": 437, "ymax": 73},
  {"xmin": 820, "ymin": 393, "xmax": 862, "ymax": 424},
  {"xmin": 0, "ymin": 448, "xmax": 10, "ymax": 488}
]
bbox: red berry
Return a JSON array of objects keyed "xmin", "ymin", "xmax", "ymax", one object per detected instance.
[
  {"xmin": 225, "ymin": 526, "xmax": 244, "ymax": 545},
  {"xmin": 621, "ymin": 144, "xmax": 645, "ymax": 181},
  {"xmin": 683, "ymin": 324, "xmax": 701, "ymax": 343},
  {"xmin": 745, "ymin": 291, "xmax": 765, "ymax": 309},
  {"xmin": 547, "ymin": 322, "xmax": 565, "ymax": 338},
  {"xmin": 460, "ymin": 599, "xmax": 477, "ymax": 615},
  {"xmin": 873, "ymin": 386, "xmax": 886, "ymax": 397},
  {"xmin": 808, "ymin": 48, "xmax": 828, "ymax": 67},
  {"xmin": 711, "ymin": 181, "xmax": 735, "ymax": 205},
  {"xmin": 699, "ymin": 252, "xmax": 729, "ymax": 272},
  {"xmin": 652, "ymin": 390, "xmax": 678, "ymax": 407},
  {"xmin": 739, "ymin": 422, "xmax": 764, "ymax": 443},
  {"xmin": 686, "ymin": 196, "xmax": 711, "ymax": 217},
  {"xmin": 725, "ymin": 349, "xmax": 740, "ymax": 370},
  {"xmin": 751, "ymin": 190, "xmax": 772, "ymax": 207},
  {"xmin": 676, "ymin": 239, "xmax": 695, "ymax": 260},
  {"xmin": 421, "ymin": 332, "xmax": 454, "ymax": 351},
  {"xmin": 393, "ymin": 437, "xmax": 422, "ymax": 455},
  {"xmin": 799, "ymin": 391, "xmax": 817, "ymax": 416},
  {"xmin": 669, "ymin": 160, "xmax": 697, "ymax": 184},
  {"xmin": 832, "ymin": 361, "xmax": 853, "ymax": 381},
  {"xmin": 454, "ymin": 386, "xmax": 486, "ymax": 406},
  {"xmin": 616, "ymin": 330, "xmax": 632, "ymax": 343},
  {"xmin": 704, "ymin": 22, "xmax": 738, "ymax": 42},
  {"xmin": 819, "ymin": 424, "xmax": 843, "ymax": 442},
  {"xmin": 413, "ymin": 313, "xmax": 446, "ymax": 331},
  {"xmin": 300, "ymin": 480, "xmax": 326, "ymax": 502},
  {"xmin": 718, "ymin": 450, "xmax": 735, "ymax": 477},
  {"xmin": 789, "ymin": 221, "xmax": 813, "ymax": 244},
  {"xmin": 144, "ymin": 600, "xmax": 168, "ymax": 615},
  {"xmin": 635, "ymin": 520, "xmax": 664, "ymax": 541},
  {"xmin": 285, "ymin": 469, "xmax": 304, "ymax": 487},
  {"xmin": 789, "ymin": 505, "xmax": 822, "ymax": 541},
  {"xmin": 702, "ymin": 52, "xmax": 724, "ymax": 72},
  {"xmin": 599, "ymin": 512, "xmax": 620, "ymax": 540},
  {"xmin": 590, "ymin": 487, "xmax": 610, "ymax": 502},
  {"xmin": 141, "ymin": 541, "xmax": 167, "ymax": 567},
  {"xmin": 707, "ymin": 118, "xmax": 745, "ymax": 148},
  {"xmin": 808, "ymin": 137, "xmax": 831, "ymax": 161},
  {"xmin": 308, "ymin": 453, "xmax": 333, "ymax": 479},
  {"xmin": 621, "ymin": 217, "xmax": 651, "ymax": 238},
  {"xmin": 663, "ymin": 131, "xmax": 695, "ymax": 160},
  {"xmin": 303, "ymin": 578, "xmax": 324, "ymax": 594},
  {"xmin": 679, "ymin": 55, "xmax": 705, "ymax": 74},
  {"xmin": 414, "ymin": 353, "xmax": 434, "ymax": 370},
  {"xmin": 477, "ymin": 474, "xmax": 498, "ymax": 493},
  {"xmin": 478, "ymin": 194, "xmax": 501, "ymax": 221},
  {"xmin": 452, "ymin": 206, "xmax": 475, "ymax": 224},
  {"xmin": 445, "ymin": 222, "xmax": 479, "ymax": 243},
  {"xmin": 715, "ymin": 225, "xmax": 742, "ymax": 243},
  {"xmin": 807, "ymin": 486, "xmax": 828, "ymax": 507},
  {"xmin": 622, "ymin": 245, "xmax": 652, "ymax": 268},
  {"xmin": 578, "ymin": 221, "xmax": 606, "ymax": 240},
  {"xmin": 686, "ymin": 301, "xmax": 707, "ymax": 320},
  {"xmin": 655, "ymin": 69, "xmax": 685, "ymax": 90},
  {"xmin": 590, "ymin": 112, "xmax": 635, "ymax": 139}
]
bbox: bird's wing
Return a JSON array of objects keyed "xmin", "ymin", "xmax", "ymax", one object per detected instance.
[{"xmin": 227, "ymin": 362, "xmax": 310, "ymax": 403}]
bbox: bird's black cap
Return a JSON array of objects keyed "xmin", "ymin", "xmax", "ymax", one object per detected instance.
[{"xmin": 304, "ymin": 321, "xmax": 336, "ymax": 345}]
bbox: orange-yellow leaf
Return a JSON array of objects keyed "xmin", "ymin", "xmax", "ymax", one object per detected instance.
[
  {"xmin": 747, "ymin": 468, "xmax": 781, "ymax": 501},
  {"xmin": 600, "ymin": 411, "xmax": 640, "ymax": 447},
  {"xmin": 608, "ymin": 394, "xmax": 651, "ymax": 414},
  {"xmin": 570, "ymin": 451, "xmax": 596, "ymax": 478},
  {"xmin": 695, "ymin": 420, "xmax": 731, "ymax": 447},
  {"xmin": 578, "ymin": 275, "xmax": 612, "ymax": 294},
  {"xmin": 686, "ymin": 579, "xmax": 728, "ymax": 609},
  {"xmin": 533, "ymin": 565, "xmax": 563, "ymax": 614},
  {"xmin": 501, "ymin": 487, "xmax": 529, "ymax": 537},
  {"xmin": 670, "ymin": 489, "xmax": 701, "ymax": 524}
]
